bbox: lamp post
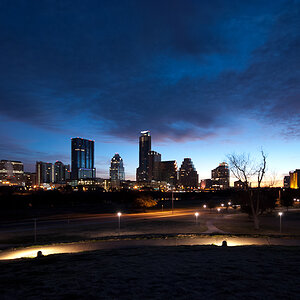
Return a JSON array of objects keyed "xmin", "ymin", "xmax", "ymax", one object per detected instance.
[
  {"xmin": 117, "ymin": 212, "xmax": 122, "ymax": 235},
  {"xmin": 171, "ymin": 190, "xmax": 174, "ymax": 214},
  {"xmin": 278, "ymin": 212, "xmax": 283, "ymax": 233},
  {"xmin": 195, "ymin": 212, "xmax": 199, "ymax": 225},
  {"xmin": 162, "ymin": 204, "xmax": 164, "ymax": 212}
]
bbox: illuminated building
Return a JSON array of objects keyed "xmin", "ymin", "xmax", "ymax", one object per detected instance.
[
  {"xmin": 24, "ymin": 172, "xmax": 36, "ymax": 187},
  {"xmin": 110, "ymin": 153, "xmax": 125, "ymax": 181},
  {"xmin": 289, "ymin": 169, "xmax": 300, "ymax": 189},
  {"xmin": 159, "ymin": 160, "xmax": 177, "ymax": 185},
  {"xmin": 54, "ymin": 161, "xmax": 70, "ymax": 183},
  {"xmin": 136, "ymin": 131, "xmax": 151, "ymax": 182},
  {"xmin": 211, "ymin": 162, "xmax": 230, "ymax": 189},
  {"xmin": 148, "ymin": 151, "xmax": 161, "ymax": 181},
  {"xmin": 0, "ymin": 160, "xmax": 24, "ymax": 185},
  {"xmin": 234, "ymin": 180, "xmax": 246, "ymax": 190},
  {"xmin": 200, "ymin": 179, "xmax": 212, "ymax": 189},
  {"xmin": 179, "ymin": 158, "xmax": 198, "ymax": 188},
  {"xmin": 283, "ymin": 175, "xmax": 290, "ymax": 188},
  {"xmin": 71, "ymin": 138, "xmax": 95, "ymax": 179},
  {"xmin": 36, "ymin": 161, "xmax": 54, "ymax": 185}
]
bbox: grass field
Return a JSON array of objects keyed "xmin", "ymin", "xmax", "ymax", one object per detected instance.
[{"xmin": 0, "ymin": 245, "xmax": 299, "ymax": 299}]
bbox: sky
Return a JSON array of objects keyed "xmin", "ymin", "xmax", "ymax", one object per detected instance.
[{"xmin": 0, "ymin": 0, "xmax": 299, "ymax": 184}]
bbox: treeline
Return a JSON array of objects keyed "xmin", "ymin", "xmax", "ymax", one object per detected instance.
[
  {"xmin": 0, "ymin": 187, "xmax": 231, "ymax": 210},
  {"xmin": 0, "ymin": 186, "xmax": 297, "ymax": 213}
]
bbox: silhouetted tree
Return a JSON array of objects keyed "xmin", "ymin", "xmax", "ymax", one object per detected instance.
[
  {"xmin": 280, "ymin": 189, "xmax": 294, "ymax": 211},
  {"xmin": 227, "ymin": 150, "xmax": 267, "ymax": 229}
]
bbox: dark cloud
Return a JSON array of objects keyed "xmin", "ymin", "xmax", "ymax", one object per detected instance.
[{"xmin": 0, "ymin": 0, "xmax": 298, "ymax": 145}]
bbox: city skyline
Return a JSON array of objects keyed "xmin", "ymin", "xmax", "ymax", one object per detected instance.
[
  {"xmin": 0, "ymin": 132, "xmax": 292, "ymax": 186},
  {"xmin": 0, "ymin": 1, "xmax": 299, "ymax": 183}
]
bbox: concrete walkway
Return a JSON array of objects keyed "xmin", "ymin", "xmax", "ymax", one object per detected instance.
[{"xmin": 204, "ymin": 219, "xmax": 226, "ymax": 234}]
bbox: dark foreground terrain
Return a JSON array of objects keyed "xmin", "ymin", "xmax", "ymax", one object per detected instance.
[{"xmin": 0, "ymin": 245, "xmax": 299, "ymax": 299}]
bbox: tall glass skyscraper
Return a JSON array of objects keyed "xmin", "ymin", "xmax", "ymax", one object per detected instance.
[
  {"xmin": 71, "ymin": 138, "xmax": 95, "ymax": 179},
  {"xmin": 136, "ymin": 130, "xmax": 151, "ymax": 182},
  {"xmin": 110, "ymin": 153, "xmax": 125, "ymax": 181}
]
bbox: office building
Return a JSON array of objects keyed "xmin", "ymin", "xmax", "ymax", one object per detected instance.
[
  {"xmin": 36, "ymin": 161, "xmax": 54, "ymax": 185},
  {"xmin": 148, "ymin": 151, "xmax": 161, "ymax": 181},
  {"xmin": 289, "ymin": 169, "xmax": 300, "ymax": 189},
  {"xmin": 24, "ymin": 172, "xmax": 37, "ymax": 187},
  {"xmin": 178, "ymin": 158, "xmax": 198, "ymax": 188},
  {"xmin": 283, "ymin": 175, "xmax": 290, "ymax": 188},
  {"xmin": 54, "ymin": 161, "xmax": 70, "ymax": 183},
  {"xmin": 110, "ymin": 153, "xmax": 125, "ymax": 181},
  {"xmin": 211, "ymin": 162, "xmax": 230, "ymax": 189},
  {"xmin": 159, "ymin": 160, "xmax": 177, "ymax": 185},
  {"xmin": 71, "ymin": 138, "xmax": 95, "ymax": 179},
  {"xmin": 0, "ymin": 160, "xmax": 24, "ymax": 185},
  {"xmin": 136, "ymin": 131, "xmax": 151, "ymax": 182}
]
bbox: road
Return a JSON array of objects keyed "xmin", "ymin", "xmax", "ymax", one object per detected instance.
[{"xmin": 0, "ymin": 208, "xmax": 211, "ymax": 234}]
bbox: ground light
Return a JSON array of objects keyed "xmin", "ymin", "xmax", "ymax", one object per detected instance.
[
  {"xmin": 1, "ymin": 236, "xmax": 298, "ymax": 260},
  {"xmin": 278, "ymin": 212, "xmax": 283, "ymax": 233}
]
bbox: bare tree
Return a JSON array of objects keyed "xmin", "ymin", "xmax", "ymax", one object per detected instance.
[
  {"xmin": 268, "ymin": 170, "xmax": 279, "ymax": 187},
  {"xmin": 227, "ymin": 150, "xmax": 267, "ymax": 229}
]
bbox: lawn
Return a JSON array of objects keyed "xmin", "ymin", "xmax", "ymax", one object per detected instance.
[{"xmin": 0, "ymin": 245, "xmax": 299, "ymax": 299}]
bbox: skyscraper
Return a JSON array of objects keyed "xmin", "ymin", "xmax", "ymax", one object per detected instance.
[
  {"xmin": 136, "ymin": 130, "xmax": 151, "ymax": 182},
  {"xmin": 71, "ymin": 138, "xmax": 95, "ymax": 179},
  {"xmin": 178, "ymin": 158, "xmax": 198, "ymax": 188},
  {"xmin": 36, "ymin": 161, "xmax": 54, "ymax": 185},
  {"xmin": 211, "ymin": 162, "xmax": 230, "ymax": 189},
  {"xmin": 110, "ymin": 153, "xmax": 125, "ymax": 181},
  {"xmin": 159, "ymin": 160, "xmax": 178, "ymax": 186},
  {"xmin": 148, "ymin": 151, "xmax": 161, "ymax": 181},
  {"xmin": 54, "ymin": 161, "xmax": 70, "ymax": 183}
]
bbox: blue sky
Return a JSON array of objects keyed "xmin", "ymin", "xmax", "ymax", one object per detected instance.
[{"xmin": 0, "ymin": 0, "xmax": 299, "ymax": 183}]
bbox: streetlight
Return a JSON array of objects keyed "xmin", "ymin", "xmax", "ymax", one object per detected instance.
[
  {"xmin": 203, "ymin": 204, "xmax": 207, "ymax": 209},
  {"xmin": 172, "ymin": 190, "xmax": 174, "ymax": 214},
  {"xmin": 162, "ymin": 204, "xmax": 164, "ymax": 212},
  {"xmin": 195, "ymin": 212, "xmax": 199, "ymax": 225},
  {"xmin": 217, "ymin": 208, "xmax": 221, "ymax": 213},
  {"xmin": 117, "ymin": 212, "xmax": 122, "ymax": 235},
  {"xmin": 278, "ymin": 212, "xmax": 283, "ymax": 233},
  {"xmin": 221, "ymin": 203, "xmax": 224, "ymax": 207},
  {"xmin": 228, "ymin": 202, "xmax": 231, "ymax": 206}
]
